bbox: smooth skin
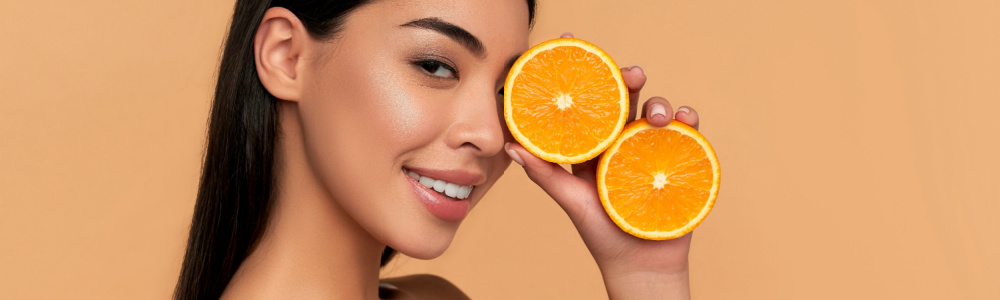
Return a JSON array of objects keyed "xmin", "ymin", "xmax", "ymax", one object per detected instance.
[{"xmin": 222, "ymin": 1, "xmax": 700, "ymax": 299}]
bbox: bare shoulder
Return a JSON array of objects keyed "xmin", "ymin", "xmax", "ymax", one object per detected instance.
[{"xmin": 379, "ymin": 274, "xmax": 470, "ymax": 300}]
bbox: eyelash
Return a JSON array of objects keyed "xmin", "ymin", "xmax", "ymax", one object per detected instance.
[
  {"xmin": 414, "ymin": 59, "xmax": 458, "ymax": 79},
  {"xmin": 411, "ymin": 57, "xmax": 506, "ymax": 96}
]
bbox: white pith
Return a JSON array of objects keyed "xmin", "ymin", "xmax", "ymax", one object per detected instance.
[
  {"xmin": 554, "ymin": 93, "xmax": 573, "ymax": 109},
  {"xmin": 403, "ymin": 168, "xmax": 474, "ymax": 200},
  {"xmin": 652, "ymin": 173, "xmax": 668, "ymax": 189}
]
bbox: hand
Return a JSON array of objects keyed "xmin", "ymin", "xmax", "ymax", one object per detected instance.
[{"xmin": 503, "ymin": 33, "xmax": 701, "ymax": 299}]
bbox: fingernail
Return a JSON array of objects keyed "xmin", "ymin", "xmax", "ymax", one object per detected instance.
[
  {"xmin": 505, "ymin": 143, "xmax": 525, "ymax": 166},
  {"xmin": 378, "ymin": 282, "xmax": 399, "ymax": 291},
  {"xmin": 379, "ymin": 282, "xmax": 400, "ymax": 298},
  {"xmin": 677, "ymin": 106, "xmax": 691, "ymax": 115},
  {"xmin": 629, "ymin": 65, "xmax": 643, "ymax": 73},
  {"xmin": 650, "ymin": 103, "xmax": 667, "ymax": 119}
]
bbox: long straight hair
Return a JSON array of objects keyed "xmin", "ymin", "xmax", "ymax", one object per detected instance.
[{"xmin": 175, "ymin": 1, "xmax": 536, "ymax": 299}]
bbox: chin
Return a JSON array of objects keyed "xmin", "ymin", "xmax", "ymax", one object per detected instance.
[{"xmin": 386, "ymin": 227, "xmax": 458, "ymax": 260}]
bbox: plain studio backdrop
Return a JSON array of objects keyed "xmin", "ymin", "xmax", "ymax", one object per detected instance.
[{"xmin": 1, "ymin": 0, "xmax": 997, "ymax": 299}]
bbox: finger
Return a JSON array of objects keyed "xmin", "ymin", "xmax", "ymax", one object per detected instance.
[
  {"xmin": 622, "ymin": 65, "xmax": 646, "ymax": 122},
  {"xmin": 505, "ymin": 142, "xmax": 594, "ymax": 218},
  {"xmin": 641, "ymin": 96, "xmax": 674, "ymax": 127},
  {"xmin": 561, "ymin": 32, "xmax": 574, "ymax": 38},
  {"xmin": 571, "ymin": 157, "xmax": 598, "ymax": 183},
  {"xmin": 674, "ymin": 106, "xmax": 700, "ymax": 130}
]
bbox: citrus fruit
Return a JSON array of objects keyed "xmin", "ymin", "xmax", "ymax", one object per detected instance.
[
  {"xmin": 597, "ymin": 119, "xmax": 721, "ymax": 240},
  {"xmin": 504, "ymin": 38, "xmax": 629, "ymax": 164}
]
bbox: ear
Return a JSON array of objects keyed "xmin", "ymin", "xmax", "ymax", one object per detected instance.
[{"xmin": 254, "ymin": 7, "xmax": 309, "ymax": 102}]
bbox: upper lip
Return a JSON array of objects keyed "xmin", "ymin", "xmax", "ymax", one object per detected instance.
[{"xmin": 403, "ymin": 166, "xmax": 486, "ymax": 187}]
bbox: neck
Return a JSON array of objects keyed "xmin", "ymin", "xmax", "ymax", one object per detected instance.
[{"xmin": 223, "ymin": 102, "xmax": 384, "ymax": 299}]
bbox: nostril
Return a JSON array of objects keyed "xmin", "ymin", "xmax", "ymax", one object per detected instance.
[{"xmin": 461, "ymin": 142, "xmax": 483, "ymax": 152}]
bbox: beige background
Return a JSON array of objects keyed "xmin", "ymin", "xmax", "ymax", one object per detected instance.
[{"xmin": 1, "ymin": 0, "xmax": 997, "ymax": 299}]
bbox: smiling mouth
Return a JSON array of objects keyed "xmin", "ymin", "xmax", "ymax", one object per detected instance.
[{"xmin": 403, "ymin": 168, "xmax": 474, "ymax": 200}]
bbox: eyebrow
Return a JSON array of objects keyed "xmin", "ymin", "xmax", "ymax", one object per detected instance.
[{"xmin": 400, "ymin": 17, "xmax": 486, "ymax": 59}]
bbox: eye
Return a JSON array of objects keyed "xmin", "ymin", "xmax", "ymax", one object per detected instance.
[{"xmin": 416, "ymin": 60, "xmax": 457, "ymax": 79}]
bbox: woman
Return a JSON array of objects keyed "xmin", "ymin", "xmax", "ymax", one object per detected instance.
[{"xmin": 175, "ymin": 0, "xmax": 702, "ymax": 299}]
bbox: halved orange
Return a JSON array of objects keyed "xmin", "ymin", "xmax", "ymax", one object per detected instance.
[
  {"xmin": 597, "ymin": 119, "xmax": 721, "ymax": 240},
  {"xmin": 504, "ymin": 38, "xmax": 629, "ymax": 164}
]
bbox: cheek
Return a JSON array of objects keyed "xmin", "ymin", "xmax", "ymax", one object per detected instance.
[
  {"xmin": 296, "ymin": 69, "xmax": 401, "ymax": 219},
  {"xmin": 368, "ymin": 67, "xmax": 424, "ymax": 141},
  {"xmin": 489, "ymin": 156, "xmax": 512, "ymax": 187},
  {"xmin": 295, "ymin": 54, "xmax": 454, "ymax": 238},
  {"xmin": 482, "ymin": 152, "xmax": 514, "ymax": 192},
  {"xmin": 301, "ymin": 57, "xmax": 439, "ymax": 167}
]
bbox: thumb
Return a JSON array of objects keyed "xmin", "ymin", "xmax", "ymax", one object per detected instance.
[{"xmin": 505, "ymin": 142, "xmax": 596, "ymax": 219}]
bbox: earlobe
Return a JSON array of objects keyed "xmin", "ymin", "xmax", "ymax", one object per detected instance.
[{"xmin": 254, "ymin": 7, "xmax": 308, "ymax": 102}]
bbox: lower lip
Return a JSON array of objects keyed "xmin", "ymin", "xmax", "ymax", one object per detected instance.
[{"xmin": 405, "ymin": 172, "xmax": 470, "ymax": 222}]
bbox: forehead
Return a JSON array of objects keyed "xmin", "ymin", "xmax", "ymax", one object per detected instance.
[{"xmin": 347, "ymin": 0, "xmax": 532, "ymax": 55}]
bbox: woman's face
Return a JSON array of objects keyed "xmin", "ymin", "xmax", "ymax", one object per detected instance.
[{"xmin": 296, "ymin": 0, "xmax": 530, "ymax": 259}]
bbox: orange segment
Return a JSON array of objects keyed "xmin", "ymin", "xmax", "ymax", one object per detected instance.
[
  {"xmin": 505, "ymin": 38, "xmax": 628, "ymax": 164},
  {"xmin": 597, "ymin": 119, "xmax": 721, "ymax": 240}
]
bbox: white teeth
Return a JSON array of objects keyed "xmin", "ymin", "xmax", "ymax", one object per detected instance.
[
  {"xmin": 457, "ymin": 186, "xmax": 471, "ymax": 199},
  {"xmin": 444, "ymin": 183, "xmax": 459, "ymax": 197},
  {"xmin": 419, "ymin": 176, "xmax": 435, "ymax": 188},
  {"xmin": 404, "ymin": 168, "xmax": 475, "ymax": 200},
  {"xmin": 432, "ymin": 180, "xmax": 446, "ymax": 192}
]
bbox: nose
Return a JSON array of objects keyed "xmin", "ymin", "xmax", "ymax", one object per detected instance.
[{"xmin": 443, "ymin": 87, "xmax": 506, "ymax": 156}]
